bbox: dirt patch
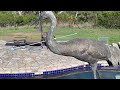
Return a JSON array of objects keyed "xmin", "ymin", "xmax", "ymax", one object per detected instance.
[
  {"xmin": 0, "ymin": 32, "xmax": 42, "ymax": 42},
  {"xmin": 10, "ymin": 32, "xmax": 41, "ymax": 36}
]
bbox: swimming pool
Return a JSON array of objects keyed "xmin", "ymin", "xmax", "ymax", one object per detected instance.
[
  {"xmin": 0, "ymin": 65, "xmax": 120, "ymax": 79},
  {"xmin": 40, "ymin": 69, "xmax": 120, "ymax": 79}
]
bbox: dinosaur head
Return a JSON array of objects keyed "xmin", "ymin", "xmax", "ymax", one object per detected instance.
[{"xmin": 40, "ymin": 11, "xmax": 54, "ymax": 19}]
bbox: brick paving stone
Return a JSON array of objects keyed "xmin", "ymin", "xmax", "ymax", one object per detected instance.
[{"xmin": 0, "ymin": 40, "xmax": 109, "ymax": 74}]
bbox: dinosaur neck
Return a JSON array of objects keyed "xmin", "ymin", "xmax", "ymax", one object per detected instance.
[{"xmin": 46, "ymin": 12, "xmax": 60, "ymax": 54}]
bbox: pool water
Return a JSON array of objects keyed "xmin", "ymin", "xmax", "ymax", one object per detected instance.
[{"xmin": 42, "ymin": 70, "xmax": 120, "ymax": 79}]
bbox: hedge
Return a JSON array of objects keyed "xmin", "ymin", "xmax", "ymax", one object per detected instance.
[
  {"xmin": 0, "ymin": 11, "xmax": 120, "ymax": 29},
  {"xmin": 0, "ymin": 12, "xmax": 38, "ymax": 27}
]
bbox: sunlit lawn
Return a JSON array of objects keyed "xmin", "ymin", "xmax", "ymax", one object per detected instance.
[
  {"xmin": 43, "ymin": 26, "xmax": 120, "ymax": 44},
  {"xmin": 0, "ymin": 26, "xmax": 120, "ymax": 44}
]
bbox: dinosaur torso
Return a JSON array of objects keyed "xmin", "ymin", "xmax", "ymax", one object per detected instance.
[{"xmin": 57, "ymin": 38, "xmax": 111, "ymax": 64}]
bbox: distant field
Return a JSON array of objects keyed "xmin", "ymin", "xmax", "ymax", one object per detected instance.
[{"xmin": 0, "ymin": 26, "xmax": 120, "ymax": 44}]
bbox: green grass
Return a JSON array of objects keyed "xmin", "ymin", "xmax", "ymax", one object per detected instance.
[
  {"xmin": 43, "ymin": 27, "xmax": 120, "ymax": 44},
  {"xmin": 0, "ymin": 26, "xmax": 120, "ymax": 44},
  {"xmin": 0, "ymin": 26, "xmax": 35, "ymax": 35}
]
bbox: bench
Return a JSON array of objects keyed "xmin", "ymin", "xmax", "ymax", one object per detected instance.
[{"xmin": 13, "ymin": 36, "xmax": 27, "ymax": 46}]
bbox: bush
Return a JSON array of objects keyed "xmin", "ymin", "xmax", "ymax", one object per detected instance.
[
  {"xmin": 56, "ymin": 12, "xmax": 69, "ymax": 23},
  {"xmin": 23, "ymin": 14, "xmax": 37, "ymax": 25},
  {"xmin": 0, "ymin": 12, "xmax": 14, "ymax": 27},
  {"xmin": 97, "ymin": 11, "xmax": 120, "ymax": 29},
  {"xmin": 0, "ymin": 12, "xmax": 38, "ymax": 27},
  {"xmin": 14, "ymin": 15, "xmax": 24, "ymax": 26},
  {"xmin": 0, "ymin": 11, "xmax": 120, "ymax": 29}
]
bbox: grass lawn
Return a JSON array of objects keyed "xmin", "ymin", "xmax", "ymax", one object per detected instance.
[
  {"xmin": 0, "ymin": 26, "xmax": 120, "ymax": 44},
  {"xmin": 44, "ymin": 26, "xmax": 120, "ymax": 44}
]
